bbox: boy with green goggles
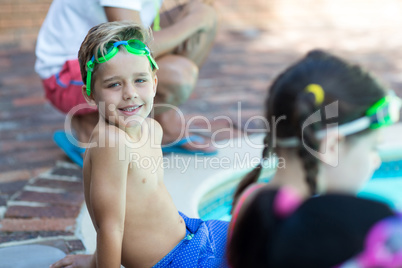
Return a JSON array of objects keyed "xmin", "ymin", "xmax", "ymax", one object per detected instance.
[
  {"xmin": 86, "ymin": 39, "xmax": 158, "ymax": 96},
  {"xmin": 70, "ymin": 22, "xmax": 229, "ymax": 268}
]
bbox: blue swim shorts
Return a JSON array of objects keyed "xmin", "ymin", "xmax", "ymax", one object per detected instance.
[{"xmin": 152, "ymin": 212, "xmax": 229, "ymax": 268}]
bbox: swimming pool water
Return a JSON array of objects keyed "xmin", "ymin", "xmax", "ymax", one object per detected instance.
[{"xmin": 198, "ymin": 160, "xmax": 402, "ymax": 221}]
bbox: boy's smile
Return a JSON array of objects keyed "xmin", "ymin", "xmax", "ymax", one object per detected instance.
[
  {"xmin": 118, "ymin": 104, "xmax": 144, "ymax": 115},
  {"xmin": 88, "ymin": 49, "xmax": 157, "ymax": 133}
]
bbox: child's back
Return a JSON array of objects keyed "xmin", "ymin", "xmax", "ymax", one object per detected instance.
[
  {"xmin": 228, "ymin": 49, "xmax": 402, "ymax": 268},
  {"xmin": 51, "ymin": 21, "xmax": 229, "ymax": 268},
  {"xmin": 83, "ymin": 119, "xmax": 186, "ymax": 267}
]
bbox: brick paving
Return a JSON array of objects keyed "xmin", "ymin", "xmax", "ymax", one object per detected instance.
[{"xmin": 1, "ymin": 0, "xmax": 402, "ymax": 255}]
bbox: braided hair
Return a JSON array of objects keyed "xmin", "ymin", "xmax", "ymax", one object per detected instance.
[{"xmin": 232, "ymin": 49, "xmax": 386, "ymax": 206}]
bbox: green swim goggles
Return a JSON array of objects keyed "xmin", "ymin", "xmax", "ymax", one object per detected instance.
[
  {"xmin": 276, "ymin": 91, "xmax": 402, "ymax": 147},
  {"xmin": 325, "ymin": 91, "xmax": 401, "ymax": 137},
  {"xmin": 86, "ymin": 39, "xmax": 159, "ymax": 96}
]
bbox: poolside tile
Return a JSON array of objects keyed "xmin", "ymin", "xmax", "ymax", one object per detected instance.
[
  {"xmin": 0, "ymin": 140, "xmax": 56, "ymax": 153},
  {"xmin": 0, "ymin": 231, "xmax": 74, "ymax": 244},
  {"xmin": 0, "ymin": 195, "xmax": 7, "ymax": 206},
  {"xmin": 13, "ymin": 96, "xmax": 47, "ymax": 107},
  {"xmin": 0, "ymin": 180, "xmax": 26, "ymax": 195},
  {"xmin": 31, "ymin": 179, "xmax": 83, "ymax": 192},
  {"xmin": 0, "ymin": 170, "xmax": 31, "ymax": 183},
  {"xmin": 12, "ymin": 148, "xmax": 64, "ymax": 165},
  {"xmin": 50, "ymin": 167, "xmax": 83, "ymax": 178},
  {"xmin": 0, "ymin": 218, "xmax": 76, "ymax": 232},
  {"xmin": 5, "ymin": 205, "xmax": 81, "ymax": 219},
  {"xmin": 14, "ymin": 191, "xmax": 84, "ymax": 207},
  {"xmin": 65, "ymin": 239, "xmax": 86, "ymax": 253}
]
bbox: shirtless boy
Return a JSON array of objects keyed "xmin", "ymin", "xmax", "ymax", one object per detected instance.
[{"xmin": 51, "ymin": 21, "xmax": 228, "ymax": 268}]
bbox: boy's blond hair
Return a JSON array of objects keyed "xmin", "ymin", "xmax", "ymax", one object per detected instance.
[{"xmin": 78, "ymin": 21, "xmax": 153, "ymax": 94}]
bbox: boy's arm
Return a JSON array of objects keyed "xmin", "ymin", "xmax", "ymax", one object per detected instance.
[
  {"xmin": 90, "ymin": 129, "xmax": 129, "ymax": 268},
  {"xmin": 103, "ymin": 1, "xmax": 215, "ymax": 57}
]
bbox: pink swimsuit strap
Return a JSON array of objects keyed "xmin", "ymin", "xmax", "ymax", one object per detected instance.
[{"xmin": 229, "ymin": 183, "xmax": 264, "ymax": 240}]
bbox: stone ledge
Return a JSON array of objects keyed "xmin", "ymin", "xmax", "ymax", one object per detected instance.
[
  {"xmin": 0, "ymin": 218, "xmax": 76, "ymax": 232},
  {"xmin": 5, "ymin": 205, "xmax": 81, "ymax": 219},
  {"xmin": 0, "ymin": 161, "xmax": 86, "ymax": 254},
  {"xmin": 0, "ymin": 231, "xmax": 74, "ymax": 245},
  {"xmin": 0, "ymin": 237, "xmax": 86, "ymax": 254},
  {"xmin": 14, "ymin": 190, "xmax": 84, "ymax": 207}
]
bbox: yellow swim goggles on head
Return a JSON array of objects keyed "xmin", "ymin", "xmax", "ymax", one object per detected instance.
[{"xmin": 85, "ymin": 39, "xmax": 159, "ymax": 96}]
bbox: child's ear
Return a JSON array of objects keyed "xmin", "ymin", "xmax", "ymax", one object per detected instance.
[
  {"xmin": 319, "ymin": 130, "xmax": 343, "ymax": 167},
  {"xmin": 152, "ymin": 74, "xmax": 158, "ymax": 97},
  {"xmin": 82, "ymin": 85, "xmax": 97, "ymax": 106}
]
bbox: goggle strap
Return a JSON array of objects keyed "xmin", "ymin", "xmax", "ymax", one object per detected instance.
[
  {"xmin": 125, "ymin": 46, "xmax": 146, "ymax": 56},
  {"xmin": 86, "ymin": 69, "xmax": 92, "ymax": 96},
  {"xmin": 367, "ymin": 94, "xmax": 401, "ymax": 128},
  {"xmin": 316, "ymin": 117, "xmax": 371, "ymax": 139},
  {"xmin": 97, "ymin": 47, "xmax": 118, "ymax": 63},
  {"xmin": 85, "ymin": 39, "xmax": 159, "ymax": 96},
  {"xmin": 275, "ymin": 137, "xmax": 300, "ymax": 148},
  {"xmin": 147, "ymin": 55, "xmax": 159, "ymax": 70},
  {"xmin": 366, "ymin": 96, "xmax": 389, "ymax": 117},
  {"xmin": 269, "ymin": 92, "xmax": 401, "ymax": 148},
  {"xmin": 275, "ymin": 117, "xmax": 371, "ymax": 148},
  {"xmin": 113, "ymin": 40, "xmax": 128, "ymax": 47}
]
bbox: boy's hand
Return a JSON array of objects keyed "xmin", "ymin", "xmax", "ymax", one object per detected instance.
[{"xmin": 50, "ymin": 254, "xmax": 93, "ymax": 268}]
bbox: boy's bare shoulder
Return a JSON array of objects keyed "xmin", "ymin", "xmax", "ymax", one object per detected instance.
[
  {"xmin": 89, "ymin": 125, "xmax": 130, "ymax": 162},
  {"xmin": 91, "ymin": 124, "xmax": 129, "ymax": 144}
]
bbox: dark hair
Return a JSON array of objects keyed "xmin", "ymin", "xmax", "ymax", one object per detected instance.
[
  {"xmin": 227, "ymin": 188, "xmax": 280, "ymax": 268},
  {"xmin": 232, "ymin": 50, "xmax": 386, "ymax": 205},
  {"xmin": 78, "ymin": 21, "xmax": 152, "ymax": 95},
  {"xmin": 228, "ymin": 191, "xmax": 395, "ymax": 268},
  {"xmin": 268, "ymin": 194, "xmax": 395, "ymax": 267}
]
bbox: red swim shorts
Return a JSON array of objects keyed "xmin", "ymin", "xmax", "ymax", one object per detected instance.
[{"xmin": 42, "ymin": 59, "xmax": 96, "ymax": 115}]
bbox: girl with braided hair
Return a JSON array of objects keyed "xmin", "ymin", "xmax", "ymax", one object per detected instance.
[{"xmin": 227, "ymin": 49, "xmax": 402, "ymax": 268}]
